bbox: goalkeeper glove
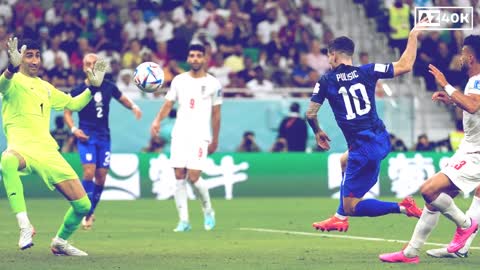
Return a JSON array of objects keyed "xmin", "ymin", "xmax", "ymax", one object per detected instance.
[
  {"xmin": 86, "ymin": 59, "xmax": 107, "ymax": 87},
  {"xmin": 6, "ymin": 37, "xmax": 26, "ymax": 73}
]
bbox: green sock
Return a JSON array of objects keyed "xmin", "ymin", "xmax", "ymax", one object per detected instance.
[
  {"xmin": 56, "ymin": 196, "xmax": 91, "ymax": 240},
  {"xmin": 1, "ymin": 153, "xmax": 26, "ymax": 213}
]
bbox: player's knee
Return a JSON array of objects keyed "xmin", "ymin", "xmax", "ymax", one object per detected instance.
[
  {"xmin": 420, "ymin": 182, "xmax": 436, "ymax": 203},
  {"xmin": 73, "ymin": 197, "xmax": 91, "ymax": 215},
  {"xmin": 1, "ymin": 153, "xmax": 18, "ymax": 173}
]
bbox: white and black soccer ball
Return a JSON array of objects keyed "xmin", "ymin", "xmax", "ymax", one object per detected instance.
[{"xmin": 133, "ymin": 62, "xmax": 164, "ymax": 93}]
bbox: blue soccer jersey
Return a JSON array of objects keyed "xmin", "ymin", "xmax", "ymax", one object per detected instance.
[
  {"xmin": 311, "ymin": 63, "xmax": 394, "ymax": 146},
  {"xmin": 70, "ymin": 80, "xmax": 122, "ymax": 136}
]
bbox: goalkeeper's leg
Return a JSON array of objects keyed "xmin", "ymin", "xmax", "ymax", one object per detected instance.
[{"xmin": 1, "ymin": 151, "xmax": 35, "ymax": 250}]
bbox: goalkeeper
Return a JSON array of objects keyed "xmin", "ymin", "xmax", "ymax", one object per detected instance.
[{"xmin": 0, "ymin": 37, "xmax": 106, "ymax": 256}]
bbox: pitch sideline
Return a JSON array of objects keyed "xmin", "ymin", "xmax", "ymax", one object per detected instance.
[{"xmin": 239, "ymin": 227, "xmax": 480, "ymax": 250}]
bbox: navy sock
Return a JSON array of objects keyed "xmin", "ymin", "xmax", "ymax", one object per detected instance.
[
  {"xmin": 82, "ymin": 180, "xmax": 94, "ymax": 203},
  {"xmin": 88, "ymin": 184, "xmax": 104, "ymax": 216},
  {"xmin": 353, "ymin": 199, "xmax": 400, "ymax": 217},
  {"xmin": 336, "ymin": 172, "xmax": 346, "ymax": 216}
]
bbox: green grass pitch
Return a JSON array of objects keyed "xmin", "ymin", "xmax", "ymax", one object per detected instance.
[{"xmin": 0, "ymin": 197, "xmax": 478, "ymax": 270}]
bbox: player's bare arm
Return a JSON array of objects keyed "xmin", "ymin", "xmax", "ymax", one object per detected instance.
[
  {"xmin": 392, "ymin": 23, "xmax": 423, "ymax": 77},
  {"xmin": 306, "ymin": 101, "xmax": 331, "ymax": 150},
  {"xmin": 151, "ymin": 99, "xmax": 174, "ymax": 137},
  {"xmin": 64, "ymin": 109, "xmax": 89, "ymax": 142},
  {"xmin": 209, "ymin": 105, "xmax": 221, "ymax": 154},
  {"xmin": 429, "ymin": 64, "xmax": 480, "ymax": 113},
  {"xmin": 118, "ymin": 95, "xmax": 142, "ymax": 120}
]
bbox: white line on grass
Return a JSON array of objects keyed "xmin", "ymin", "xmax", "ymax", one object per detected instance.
[{"xmin": 239, "ymin": 227, "xmax": 480, "ymax": 250}]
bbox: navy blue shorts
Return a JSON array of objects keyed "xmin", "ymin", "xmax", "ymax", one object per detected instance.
[
  {"xmin": 343, "ymin": 128, "xmax": 390, "ymax": 198},
  {"xmin": 77, "ymin": 130, "xmax": 111, "ymax": 168}
]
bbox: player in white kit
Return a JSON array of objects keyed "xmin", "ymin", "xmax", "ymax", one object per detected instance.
[
  {"xmin": 151, "ymin": 44, "xmax": 222, "ymax": 232},
  {"xmin": 380, "ymin": 35, "xmax": 480, "ymax": 264}
]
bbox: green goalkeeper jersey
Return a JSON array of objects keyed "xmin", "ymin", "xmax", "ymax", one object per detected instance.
[{"xmin": 0, "ymin": 72, "xmax": 92, "ymax": 151}]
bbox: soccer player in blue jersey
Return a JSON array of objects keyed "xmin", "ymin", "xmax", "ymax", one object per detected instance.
[
  {"xmin": 64, "ymin": 53, "xmax": 142, "ymax": 229},
  {"xmin": 307, "ymin": 26, "xmax": 424, "ymax": 232}
]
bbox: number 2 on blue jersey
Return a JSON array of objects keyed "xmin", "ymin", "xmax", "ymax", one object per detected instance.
[
  {"xmin": 96, "ymin": 107, "xmax": 103, "ymax": 118},
  {"xmin": 338, "ymin": 83, "xmax": 371, "ymax": 120}
]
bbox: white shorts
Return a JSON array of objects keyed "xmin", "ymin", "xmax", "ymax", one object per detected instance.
[
  {"xmin": 169, "ymin": 138, "xmax": 209, "ymax": 170},
  {"xmin": 441, "ymin": 151, "xmax": 480, "ymax": 194}
]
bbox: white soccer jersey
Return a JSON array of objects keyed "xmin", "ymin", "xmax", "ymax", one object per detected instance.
[
  {"xmin": 458, "ymin": 74, "xmax": 480, "ymax": 153},
  {"xmin": 165, "ymin": 72, "xmax": 222, "ymax": 142}
]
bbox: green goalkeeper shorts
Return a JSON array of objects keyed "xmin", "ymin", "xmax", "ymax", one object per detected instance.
[{"xmin": 16, "ymin": 147, "xmax": 78, "ymax": 190}]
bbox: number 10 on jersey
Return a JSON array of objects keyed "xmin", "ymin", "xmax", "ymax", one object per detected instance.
[{"xmin": 339, "ymin": 83, "xmax": 371, "ymax": 120}]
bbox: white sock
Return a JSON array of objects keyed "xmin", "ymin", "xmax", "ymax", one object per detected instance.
[
  {"xmin": 174, "ymin": 179, "xmax": 189, "ymax": 222},
  {"xmin": 459, "ymin": 196, "xmax": 480, "ymax": 253},
  {"xmin": 403, "ymin": 207, "xmax": 440, "ymax": 257},
  {"xmin": 192, "ymin": 178, "xmax": 213, "ymax": 214},
  {"xmin": 334, "ymin": 213, "xmax": 347, "ymax": 220},
  {"xmin": 430, "ymin": 193, "xmax": 471, "ymax": 229},
  {"xmin": 16, "ymin": 212, "xmax": 31, "ymax": 229}
]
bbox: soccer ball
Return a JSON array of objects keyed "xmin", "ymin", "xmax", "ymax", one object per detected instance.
[{"xmin": 133, "ymin": 62, "xmax": 164, "ymax": 93}]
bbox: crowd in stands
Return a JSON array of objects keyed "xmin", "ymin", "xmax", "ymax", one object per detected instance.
[{"xmin": 0, "ymin": 0, "xmax": 334, "ymax": 97}]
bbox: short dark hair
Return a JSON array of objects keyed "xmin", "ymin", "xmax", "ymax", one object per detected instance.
[
  {"xmin": 188, "ymin": 44, "xmax": 205, "ymax": 54},
  {"xmin": 464, "ymin": 35, "xmax": 480, "ymax": 62},
  {"xmin": 290, "ymin": 102, "xmax": 300, "ymax": 113},
  {"xmin": 19, "ymin": 39, "xmax": 41, "ymax": 51},
  {"xmin": 328, "ymin": 36, "xmax": 355, "ymax": 56}
]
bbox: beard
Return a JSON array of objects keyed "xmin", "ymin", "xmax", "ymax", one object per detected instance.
[{"xmin": 461, "ymin": 62, "xmax": 469, "ymax": 74}]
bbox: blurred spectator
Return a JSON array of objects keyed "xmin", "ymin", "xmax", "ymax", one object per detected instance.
[
  {"xmin": 123, "ymin": 9, "xmax": 147, "ymax": 41},
  {"xmin": 148, "ymin": 9, "xmax": 174, "ymax": 44},
  {"xmin": 225, "ymin": 72, "xmax": 246, "ymax": 92},
  {"xmin": 257, "ymin": 7, "xmax": 283, "ymax": 45},
  {"xmin": 105, "ymin": 59, "xmax": 121, "ymax": 82},
  {"xmin": 122, "ymin": 39, "xmax": 143, "ymax": 69},
  {"xmin": 163, "ymin": 59, "xmax": 185, "ymax": 87},
  {"xmin": 262, "ymin": 52, "xmax": 289, "ymax": 86},
  {"xmin": 172, "ymin": 0, "xmax": 195, "ymax": 27},
  {"xmin": 44, "ymin": 0, "xmax": 64, "ymax": 26},
  {"xmin": 23, "ymin": 11, "xmax": 40, "ymax": 40},
  {"xmin": 42, "ymin": 35, "xmax": 70, "ymax": 71},
  {"xmin": 224, "ymin": 45, "xmax": 245, "ymax": 72},
  {"xmin": 0, "ymin": 26, "xmax": 7, "ymax": 71},
  {"xmin": 152, "ymin": 42, "xmax": 169, "ymax": 67},
  {"xmin": 141, "ymin": 28, "xmax": 157, "ymax": 52},
  {"xmin": 103, "ymin": 11, "xmax": 123, "ymax": 51},
  {"xmin": 90, "ymin": 26, "xmax": 109, "ymax": 52},
  {"xmin": 173, "ymin": 9, "xmax": 198, "ymax": 45},
  {"xmin": 208, "ymin": 52, "xmax": 232, "ymax": 87},
  {"xmin": 51, "ymin": 116, "xmax": 70, "ymax": 152},
  {"xmin": 69, "ymin": 38, "xmax": 92, "ymax": 72},
  {"xmin": 278, "ymin": 10, "xmax": 305, "ymax": 45},
  {"xmin": 0, "ymin": 0, "xmax": 13, "ymax": 27},
  {"xmin": 388, "ymin": 0, "xmax": 410, "ymax": 53},
  {"xmin": 141, "ymin": 135, "xmax": 165, "ymax": 153},
  {"xmin": 270, "ymin": 137, "xmax": 288, "ymax": 152},
  {"xmin": 246, "ymin": 66, "xmax": 274, "ymax": 98},
  {"xmin": 98, "ymin": 43, "xmax": 122, "ymax": 73},
  {"xmin": 359, "ymin": 51, "xmax": 369, "ymax": 65},
  {"xmin": 236, "ymin": 131, "xmax": 261, "ymax": 152},
  {"xmin": 249, "ymin": 0, "xmax": 268, "ymax": 32},
  {"xmin": 449, "ymin": 117, "xmax": 464, "ymax": 152},
  {"xmin": 414, "ymin": 31, "xmax": 441, "ymax": 91},
  {"xmin": 291, "ymin": 52, "xmax": 318, "ymax": 88},
  {"xmin": 265, "ymin": 31, "xmax": 287, "ymax": 59},
  {"xmin": 306, "ymin": 39, "xmax": 330, "ymax": 76},
  {"xmin": 216, "ymin": 21, "xmax": 242, "ymax": 58},
  {"xmin": 303, "ymin": 7, "xmax": 330, "ymax": 41},
  {"xmin": 116, "ymin": 68, "xmax": 138, "ymax": 93},
  {"xmin": 390, "ymin": 134, "xmax": 408, "ymax": 152},
  {"xmin": 415, "ymin": 134, "xmax": 436, "ymax": 151},
  {"xmin": 48, "ymin": 55, "xmax": 73, "ymax": 88},
  {"xmin": 59, "ymin": 29, "xmax": 79, "ymax": 56},
  {"xmin": 51, "ymin": 11, "xmax": 82, "ymax": 39},
  {"xmin": 277, "ymin": 102, "xmax": 308, "ymax": 152},
  {"xmin": 237, "ymin": 57, "xmax": 256, "ymax": 83}
]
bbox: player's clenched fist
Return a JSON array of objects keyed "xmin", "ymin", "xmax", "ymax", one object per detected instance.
[
  {"xmin": 432, "ymin": 91, "xmax": 454, "ymax": 105},
  {"xmin": 6, "ymin": 36, "xmax": 26, "ymax": 73}
]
